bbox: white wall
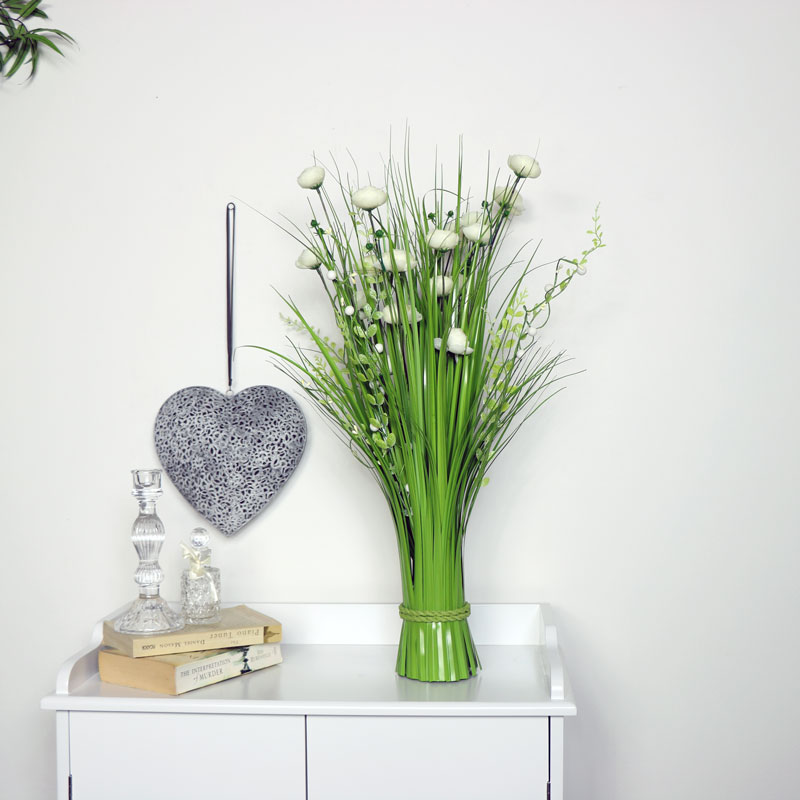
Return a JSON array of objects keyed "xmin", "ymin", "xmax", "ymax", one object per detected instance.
[{"xmin": 2, "ymin": 0, "xmax": 799, "ymax": 797}]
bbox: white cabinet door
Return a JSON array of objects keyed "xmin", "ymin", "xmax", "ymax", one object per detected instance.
[
  {"xmin": 69, "ymin": 712, "xmax": 305, "ymax": 799},
  {"xmin": 307, "ymin": 715, "xmax": 549, "ymax": 800}
]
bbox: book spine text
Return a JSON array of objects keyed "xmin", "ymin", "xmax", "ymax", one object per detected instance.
[
  {"xmin": 132, "ymin": 626, "xmax": 265, "ymax": 657},
  {"xmin": 175, "ymin": 644, "xmax": 282, "ymax": 693}
]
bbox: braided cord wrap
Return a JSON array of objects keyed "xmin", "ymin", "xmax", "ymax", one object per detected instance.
[{"xmin": 398, "ymin": 603, "xmax": 471, "ymax": 623}]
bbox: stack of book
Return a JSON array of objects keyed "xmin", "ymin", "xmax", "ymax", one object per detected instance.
[{"xmin": 99, "ymin": 605, "xmax": 282, "ymax": 695}]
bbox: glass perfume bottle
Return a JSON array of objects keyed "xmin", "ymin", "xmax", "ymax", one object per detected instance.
[
  {"xmin": 180, "ymin": 528, "xmax": 221, "ymax": 624},
  {"xmin": 114, "ymin": 469, "xmax": 184, "ymax": 634}
]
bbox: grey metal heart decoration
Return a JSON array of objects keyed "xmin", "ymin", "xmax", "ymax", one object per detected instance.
[{"xmin": 154, "ymin": 385, "xmax": 306, "ymax": 536}]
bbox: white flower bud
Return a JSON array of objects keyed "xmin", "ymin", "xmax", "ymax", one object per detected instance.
[
  {"xmin": 383, "ymin": 248, "xmax": 417, "ymax": 272},
  {"xmin": 507, "ymin": 197, "xmax": 525, "ymax": 216},
  {"xmin": 344, "ymin": 305, "xmax": 355, "ymax": 316},
  {"xmin": 327, "ymin": 269, "xmax": 337, "ymax": 280},
  {"xmin": 434, "ymin": 328, "xmax": 473, "ymax": 355},
  {"xmin": 380, "ymin": 302, "xmax": 423, "ymax": 324},
  {"xmin": 375, "ymin": 343, "xmax": 384, "ymax": 353},
  {"xmin": 445, "ymin": 328, "xmax": 473, "ymax": 355},
  {"xmin": 460, "ymin": 211, "xmax": 483, "ymax": 227},
  {"xmin": 507, "ymin": 154, "xmax": 541, "ymax": 179},
  {"xmin": 360, "ymin": 254, "xmax": 380, "ymax": 272},
  {"xmin": 295, "ymin": 248, "xmax": 321, "ymax": 269},
  {"xmin": 430, "ymin": 275, "xmax": 454, "ymax": 297},
  {"xmin": 493, "ymin": 186, "xmax": 510, "ymax": 204},
  {"xmin": 462, "ymin": 222, "xmax": 491, "ymax": 245},
  {"xmin": 297, "ymin": 165, "xmax": 325, "ymax": 189},
  {"xmin": 352, "ymin": 186, "xmax": 388, "ymax": 211},
  {"xmin": 493, "ymin": 186, "xmax": 525, "ymax": 216},
  {"xmin": 426, "ymin": 228, "xmax": 460, "ymax": 251}
]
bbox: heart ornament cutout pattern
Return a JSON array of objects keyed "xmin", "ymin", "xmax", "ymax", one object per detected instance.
[{"xmin": 154, "ymin": 385, "xmax": 306, "ymax": 536}]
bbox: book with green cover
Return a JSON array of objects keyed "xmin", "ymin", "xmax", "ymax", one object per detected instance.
[
  {"xmin": 99, "ymin": 642, "xmax": 282, "ymax": 695},
  {"xmin": 102, "ymin": 605, "xmax": 282, "ymax": 658}
]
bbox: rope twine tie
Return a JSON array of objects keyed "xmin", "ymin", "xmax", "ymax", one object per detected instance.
[{"xmin": 398, "ymin": 603, "xmax": 471, "ymax": 623}]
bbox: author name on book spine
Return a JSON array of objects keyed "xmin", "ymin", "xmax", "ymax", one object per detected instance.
[{"xmin": 139, "ymin": 626, "xmax": 263, "ymax": 653}]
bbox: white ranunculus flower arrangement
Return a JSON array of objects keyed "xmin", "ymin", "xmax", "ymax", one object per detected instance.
[{"xmin": 262, "ymin": 145, "xmax": 605, "ymax": 683}]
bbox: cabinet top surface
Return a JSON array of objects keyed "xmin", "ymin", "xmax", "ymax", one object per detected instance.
[{"xmin": 41, "ymin": 603, "xmax": 576, "ymax": 717}]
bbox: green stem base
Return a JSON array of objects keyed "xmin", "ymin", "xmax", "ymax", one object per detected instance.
[{"xmin": 395, "ymin": 618, "xmax": 481, "ymax": 682}]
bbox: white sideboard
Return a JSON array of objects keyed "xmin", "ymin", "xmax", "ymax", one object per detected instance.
[{"xmin": 41, "ymin": 602, "xmax": 576, "ymax": 799}]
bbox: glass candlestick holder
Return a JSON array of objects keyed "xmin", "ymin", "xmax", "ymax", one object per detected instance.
[{"xmin": 114, "ymin": 469, "xmax": 184, "ymax": 634}]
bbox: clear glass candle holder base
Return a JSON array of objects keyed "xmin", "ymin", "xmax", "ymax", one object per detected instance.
[{"xmin": 114, "ymin": 595, "xmax": 185, "ymax": 634}]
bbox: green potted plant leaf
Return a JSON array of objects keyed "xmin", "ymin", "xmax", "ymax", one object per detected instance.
[{"xmin": 0, "ymin": 0, "xmax": 74, "ymax": 80}]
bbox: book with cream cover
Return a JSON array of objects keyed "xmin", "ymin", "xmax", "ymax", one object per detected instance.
[
  {"xmin": 102, "ymin": 605, "xmax": 282, "ymax": 657},
  {"xmin": 98, "ymin": 642, "xmax": 282, "ymax": 695}
]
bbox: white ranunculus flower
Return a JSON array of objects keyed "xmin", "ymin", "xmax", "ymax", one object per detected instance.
[
  {"xmin": 430, "ymin": 275, "xmax": 454, "ymax": 297},
  {"xmin": 352, "ymin": 186, "xmax": 388, "ymax": 211},
  {"xmin": 380, "ymin": 302, "xmax": 423, "ymax": 324},
  {"xmin": 357, "ymin": 254, "xmax": 381, "ymax": 275},
  {"xmin": 295, "ymin": 248, "xmax": 321, "ymax": 269},
  {"xmin": 462, "ymin": 222, "xmax": 492, "ymax": 245},
  {"xmin": 433, "ymin": 327, "xmax": 473, "ymax": 355},
  {"xmin": 460, "ymin": 211, "xmax": 483, "ymax": 228},
  {"xmin": 506, "ymin": 196, "xmax": 525, "ymax": 216},
  {"xmin": 493, "ymin": 186, "xmax": 515, "ymax": 205},
  {"xmin": 507, "ymin": 154, "xmax": 541, "ymax": 179},
  {"xmin": 493, "ymin": 186, "xmax": 525, "ymax": 216},
  {"xmin": 384, "ymin": 248, "xmax": 417, "ymax": 272},
  {"xmin": 297, "ymin": 165, "xmax": 325, "ymax": 189},
  {"xmin": 426, "ymin": 228, "xmax": 460, "ymax": 251}
]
